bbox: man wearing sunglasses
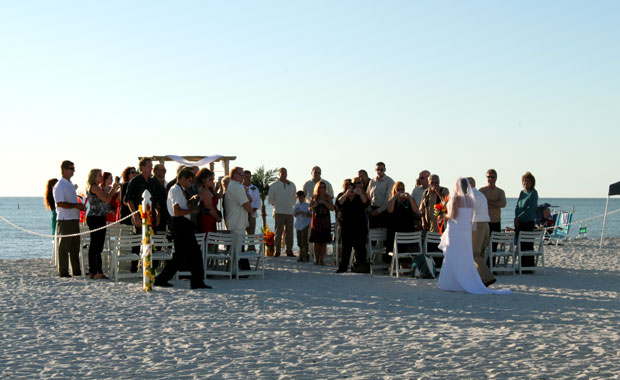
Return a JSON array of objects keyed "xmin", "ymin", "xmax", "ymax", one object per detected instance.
[
  {"xmin": 412, "ymin": 170, "xmax": 431, "ymax": 207},
  {"xmin": 53, "ymin": 160, "xmax": 86, "ymax": 277},
  {"xmin": 367, "ymin": 162, "xmax": 395, "ymax": 228}
]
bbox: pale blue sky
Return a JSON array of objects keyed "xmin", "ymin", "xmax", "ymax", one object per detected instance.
[{"xmin": 1, "ymin": 1, "xmax": 618, "ymax": 197}]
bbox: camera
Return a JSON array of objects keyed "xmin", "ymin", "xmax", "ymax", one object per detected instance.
[{"xmin": 187, "ymin": 194, "xmax": 201, "ymax": 209}]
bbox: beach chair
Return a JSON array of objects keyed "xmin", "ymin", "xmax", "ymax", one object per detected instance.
[
  {"xmin": 236, "ymin": 234, "xmax": 265, "ymax": 279},
  {"xmin": 389, "ymin": 231, "xmax": 422, "ymax": 278},
  {"xmin": 205, "ymin": 232, "xmax": 235, "ymax": 279},
  {"xmin": 487, "ymin": 231, "xmax": 516, "ymax": 275},
  {"xmin": 423, "ymin": 232, "xmax": 443, "ymax": 273},
  {"xmin": 547, "ymin": 211, "xmax": 572, "ymax": 246},
  {"xmin": 575, "ymin": 225, "xmax": 587, "ymax": 240},
  {"xmin": 515, "ymin": 230, "xmax": 545, "ymax": 275},
  {"xmin": 110, "ymin": 234, "xmax": 143, "ymax": 281},
  {"xmin": 368, "ymin": 228, "xmax": 388, "ymax": 275}
]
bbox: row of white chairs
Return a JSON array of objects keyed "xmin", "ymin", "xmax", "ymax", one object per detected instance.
[
  {"xmin": 369, "ymin": 230, "xmax": 443, "ymax": 278},
  {"xmin": 204, "ymin": 232, "xmax": 265, "ymax": 280},
  {"xmin": 75, "ymin": 225, "xmax": 264, "ymax": 281},
  {"xmin": 365, "ymin": 229, "xmax": 545, "ymax": 278},
  {"xmin": 486, "ymin": 230, "xmax": 545, "ymax": 275}
]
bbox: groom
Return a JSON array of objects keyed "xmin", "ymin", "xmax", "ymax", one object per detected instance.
[{"xmin": 468, "ymin": 177, "xmax": 496, "ymax": 286}]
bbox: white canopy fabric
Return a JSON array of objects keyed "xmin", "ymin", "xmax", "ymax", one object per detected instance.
[{"xmin": 166, "ymin": 155, "xmax": 223, "ymax": 167}]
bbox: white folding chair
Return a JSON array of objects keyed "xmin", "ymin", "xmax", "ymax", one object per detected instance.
[
  {"xmin": 78, "ymin": 225, "xmax": 91, "ymax": 277},
  {"xmin": 423, "ymin": 232, "xmax": 443, "ymax": 273},
  {"xmin": 516, "ymin": 230, "xmax": 545, "ymax": 275},
  {"xmin": 236, "ymin": 234, "xmax": 265, "ymax": 279},
  {"xmin": 487, "ymin": 231, "xmax": 516, "ymax": 275},
  {"xmin": 151, "ymin": 234, "xmax": 174, "ymax": 276},
  {"xmin": 389, "ymin": 231, "xmax": 422, "ymax": 278},
  {"xmin": 327, "ymin": 223, "xmax": 338, "ymax": 265},
  {"xmin": 205, "ymin": 232, "xmax": 235, "ymax": 279},
  {"xmin": 110, "ymin": 234, "xmax": 143, "ymax": 282},
  {"xmin": 368, "ymin": 228, "xmax": 388, "ymax": 275},
  {"xmin": 104, "ymin": 224, "xmax": 133, "ymax": 274},
  {"xmin": 171, "ymin": 233, "xmax": 206, "ymax": 281}
]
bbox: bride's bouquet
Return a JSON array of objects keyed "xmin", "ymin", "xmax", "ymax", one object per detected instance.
[{"xmin": 433, "ymin": 202, "xmax": 447, "ymax": 217}]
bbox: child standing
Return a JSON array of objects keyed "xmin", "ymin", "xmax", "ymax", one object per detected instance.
[{"xmin": 294, "ymin": 191, "xmax": 312, "ymax": 262}]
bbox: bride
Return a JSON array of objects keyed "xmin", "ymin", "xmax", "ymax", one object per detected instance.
[{"xmin": 437, "ymin": 178, "xmax": 512, "ymax": 295}]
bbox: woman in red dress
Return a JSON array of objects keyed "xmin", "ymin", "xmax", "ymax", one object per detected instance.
[{"xmin": 196, "ymin": 168, "xmax": 222, "ymax": 234}]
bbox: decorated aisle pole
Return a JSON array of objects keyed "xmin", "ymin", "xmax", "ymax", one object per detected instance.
[{"xmin": 140, "ymin": 190, "xmax": 155, "ymax": 292}]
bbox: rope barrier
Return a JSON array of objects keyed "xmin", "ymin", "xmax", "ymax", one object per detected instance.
[{"xmin": 0, "ymin": 211, "xmax": 140, "ymax": 239}]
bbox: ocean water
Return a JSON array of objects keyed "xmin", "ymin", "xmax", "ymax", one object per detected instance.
[{"xmin": 1, "ymin": 197, "xmax": 620, "ymax": 260}]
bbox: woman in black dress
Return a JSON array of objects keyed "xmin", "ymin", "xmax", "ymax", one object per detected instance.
[{"xmin": 336, "ymin": 177, "xmax": 370, "ymax": 273}]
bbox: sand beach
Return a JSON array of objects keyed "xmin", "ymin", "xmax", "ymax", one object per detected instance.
[{"xmin": 1, "ymin": 238, "xmax": 619, "ymax": 379}]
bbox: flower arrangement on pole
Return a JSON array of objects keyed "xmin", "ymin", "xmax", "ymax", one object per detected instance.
[{"xmin": 139, "ymin": 191, "xmax": 156, "ymax": 292}]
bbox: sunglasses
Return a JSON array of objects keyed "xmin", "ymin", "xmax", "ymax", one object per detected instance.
[
  {"xmin": 430, "ymin": 181, "xmax": 439, "ymax": 185},
  {"xmin": 396, "ymin": 188, "xmax": 405, "ymax": 192}
]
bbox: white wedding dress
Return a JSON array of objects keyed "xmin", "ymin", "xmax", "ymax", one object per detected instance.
[{"xmin": 437, "ymin": 179, "xmax": 512, "ymax": 295}]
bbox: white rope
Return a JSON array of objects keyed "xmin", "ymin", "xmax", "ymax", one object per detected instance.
[
  {"xmin": 0, "ymin": 211, "xmax": 140, "ymax": 239},
  {"xmin": 2, "ymin": 207, "xmax": 620, "ymax": 238}
]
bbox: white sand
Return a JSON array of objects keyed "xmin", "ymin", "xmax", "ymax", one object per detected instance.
[{"xmin": 1, "ymin": 238, "xmax": 619, "ymax": 379}]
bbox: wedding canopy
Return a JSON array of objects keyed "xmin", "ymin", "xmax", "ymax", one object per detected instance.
[
  {"xmin": 140, "ymin": 155, "xmax": 237, "ymax": 175},
  {"xmin": 599, "ymin": 180, "xmax": 620, "ymax": 249}
]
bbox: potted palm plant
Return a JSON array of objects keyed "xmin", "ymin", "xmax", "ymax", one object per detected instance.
[{"xmin": 251, "ymin": 166, "xmax": 278, "ymax": 255}]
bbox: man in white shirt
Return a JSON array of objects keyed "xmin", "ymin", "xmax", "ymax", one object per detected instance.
[
  {"xmin": 155, "ymin": 168, "xmax": 210, "ymax": 289},
  {"xmin": 367, "ymin": 162, "xmax": 395, "ymax": 228},
  {"xmin": 268, "ymin": 167, "xmax": 297, "ymax": 257},
  {"xmin": 412, "ymin": 170, "xmax": 431, "ymax": 207},
  {"xmin": 468, "ymin": 177, "xmax": 496, "ymax": 286},
  {"xmin": 243, "ymin": 170, "xmax": 261, "ymax": 249},
  {"xmin": 53, "ymin": 160, "xmax": 86, "ymax": 277},
  {"xmin": 225, "ymin": 167, "xmax": 252, "ymax": 233},
  {"xmin": 303, "ymin": 166, "xmax": 334, "ymax": 199},
  {"xmin": 225, "ymin": 167, "xmax": 254, "ymax": 270}
]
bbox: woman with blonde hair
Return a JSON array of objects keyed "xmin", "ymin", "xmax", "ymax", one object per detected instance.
[
  {"xmin": 309, "ymin": 180, "xmax": 334, "ymax": 265},
  {"xmin": 86, "ymin": 169, "xmax": 120, "ymax": 279}
]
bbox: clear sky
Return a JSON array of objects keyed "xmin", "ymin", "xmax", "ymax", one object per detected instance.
[{"xmin": 1, "ymin": 1, "xmax": 618, "ymax": 197}]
